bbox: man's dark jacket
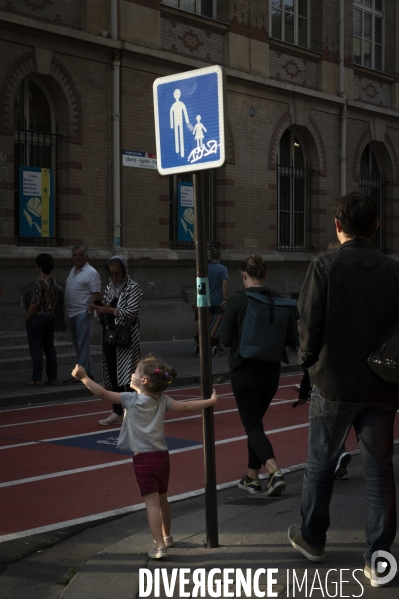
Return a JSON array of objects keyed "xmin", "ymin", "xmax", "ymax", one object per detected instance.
[{"xmin": 298, "ymin": 239, "xmax": 399, "ymax": 403}]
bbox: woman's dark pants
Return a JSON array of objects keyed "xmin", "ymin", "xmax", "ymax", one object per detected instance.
[{"xmin": 231, "ymin": 359, "xmax": 281, "ymax": 470}]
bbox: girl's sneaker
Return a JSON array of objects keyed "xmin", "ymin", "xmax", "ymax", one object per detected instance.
[
  {"xmin": 148, "ymin": 546, "xmax": 167, "ymax": 559},
  {"xmin": 238, "ymin": 476, "xmax": 262, "ymax": 494},
  {"xmin": 153, "ymin": 535, "xmax": 174, "ymax": 548}
]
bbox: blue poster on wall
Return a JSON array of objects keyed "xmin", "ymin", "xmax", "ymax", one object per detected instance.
[
  {"xmin": 178, "ymin": 182, "xmax": 194, "ymax": 242},
  {"xmin": 19, "ymin": 167, "xmax": 54, "ymax": 237}
]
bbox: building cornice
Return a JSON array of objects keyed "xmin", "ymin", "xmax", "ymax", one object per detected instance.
[{"xmin": 1, "ymin": 10, "xmax": 398, "ymax": 119}]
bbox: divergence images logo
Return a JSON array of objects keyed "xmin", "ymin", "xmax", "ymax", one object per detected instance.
[{"xmin": 371, "ymin": 551, "xmax": 397, "ymax": 586}]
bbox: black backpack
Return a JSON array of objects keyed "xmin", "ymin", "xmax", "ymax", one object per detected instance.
[{"xmin": 239, "ymin": 290, "xmax": 297, "ymax": 362}]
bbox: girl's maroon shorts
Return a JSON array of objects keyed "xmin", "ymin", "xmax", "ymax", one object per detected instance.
[{"xmin": 132, "ymin": 450, "xmax": 170, "ymax": 496}]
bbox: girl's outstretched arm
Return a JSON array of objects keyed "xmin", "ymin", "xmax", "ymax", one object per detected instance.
[
  {"xmin": 170, "ymin": 389, "xmax": 217, "ymax": 412},
  {"xmin": 72, "ymin": 365, "xmax": 122, "ymax": 404}
]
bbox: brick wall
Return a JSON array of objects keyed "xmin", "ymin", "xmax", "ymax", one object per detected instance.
[
  {"xmin": 269, "ymin": 46, "xmax": 318, "ymax": 89},
  {"xmin": 353, "ymin": 72, "xmax": 391, "ymax": 109},
  {"xmin": 0, "ymin": 0, "xmax": 81, "ymax": 28},
  {"xmin": 160, "ymin": 12, "xmax": 225, "ymax": 64}
]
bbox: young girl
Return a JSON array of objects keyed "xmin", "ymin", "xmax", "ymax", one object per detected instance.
[{"xmin": 72, "ymin": 354, "xmax": 217, "ymax": 559}]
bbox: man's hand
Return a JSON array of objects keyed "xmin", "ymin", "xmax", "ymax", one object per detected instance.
[{"xmin": 72, "ymin": 365, "xmax": 87, "ymax": 381}]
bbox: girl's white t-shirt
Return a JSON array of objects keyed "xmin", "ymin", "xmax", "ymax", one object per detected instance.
[{"xmin": 117, "ymin": 391, "xmax": 173, "ymax": 453}]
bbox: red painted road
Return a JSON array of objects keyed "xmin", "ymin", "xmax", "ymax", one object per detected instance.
[{"xmin": 1, "ymin": 374, "xmax": 397, "ymax": 540}]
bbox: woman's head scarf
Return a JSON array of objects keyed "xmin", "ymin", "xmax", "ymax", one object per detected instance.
[{"xmin": 107, "ymin": 255, "xmax": 129, "ymax": 300}]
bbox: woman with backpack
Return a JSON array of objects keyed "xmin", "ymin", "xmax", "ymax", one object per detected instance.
[{"xmin": 220, "ymin": 254, "xmax": 296, "ymax": 497}]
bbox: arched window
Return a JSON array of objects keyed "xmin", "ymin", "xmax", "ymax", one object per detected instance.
[
  {"xmin": 14, "ymin": 77, "xmax": 54, "ymax": 168},
  {"xmin": 14, "ymin": 77, "xmax": 60, "ymax": 242},
  {"xmin": 277, "ymin": 129, "xmax": 311, "ymax": 251},
  {"xmin": 360, "ymin": 143, "xmax": 385, "ymax": 250}
]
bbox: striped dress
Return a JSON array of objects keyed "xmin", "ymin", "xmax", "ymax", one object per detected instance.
[{"xmin": 97, "ymin": 277, "xmax": 143, "ymax": 388}]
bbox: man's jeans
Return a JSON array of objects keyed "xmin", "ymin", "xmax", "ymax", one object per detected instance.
[
  {"xmin": 68, "ymin": 310, "xmax": 95, "ymax": 378},
  {"xmin": 301, "ymin": 386, "xmax": 398, "ymax": 565}
]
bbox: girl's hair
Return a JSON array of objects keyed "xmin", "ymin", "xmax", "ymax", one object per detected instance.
[
  {"xmin": 242, "ymin": 253, "xmax": 267, "ymax": 281},
  {"xmin": 139, "ymin": 354, "xmax": 177, "ymax": 394}
]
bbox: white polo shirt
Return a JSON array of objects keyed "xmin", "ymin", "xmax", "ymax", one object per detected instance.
[{"xmin": 65, "ymin": 263, "xmax": 101, "ymax": 318}]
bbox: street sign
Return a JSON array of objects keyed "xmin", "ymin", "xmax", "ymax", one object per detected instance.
[
  {"xmin": 122, "ymin": 150, "xmax": 157, "ymax": 170},
  {"xmin": 153, "ymin": 65, "xmax": 226, "ymax": 176}
]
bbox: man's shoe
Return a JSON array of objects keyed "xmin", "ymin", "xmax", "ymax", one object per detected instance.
[
  {"xmin": 265, "ymin": 470, "xmax": 286, "ymax": 497},
  {"xmin": 63, "ymin": 377, "xmax": 80, "ymax": 385},
  {"xmin": 238, "ymin": 475, "xmax": 262, "ymax": 494},
  {"xmin": 364, "ymin": 563, "xmax": 392, "ymax": 588},
  {"xmin": 148, "ymin": 546, "xmax": 167, "ymax": 559},
  {"xmin": 335, "ymin": 452, "xmax": 351, "ymax": 480},
  {"xmin": 98, "ymin": 412, "xmax": 123, "ymax": 426},
  {"xmin": 288, "ymin": 525, "xmax": 325, "ymax": 562}
]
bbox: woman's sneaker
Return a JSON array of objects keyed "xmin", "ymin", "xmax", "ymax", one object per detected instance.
[
  {"xmin": 238, "ymin": 476, "xmax": 262, "ymax": 494},
  {"xmin": 265, "ymin": 470, "xmax": 286, "ymax": 497},
  {"xmin": 148, "ymin": 546, "xmax": 167, "ymax": 559}
]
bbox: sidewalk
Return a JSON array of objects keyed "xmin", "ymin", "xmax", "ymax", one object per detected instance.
[
  {"xmin": 1, "ymin": 342, "xmax": 398, "ymax": 598},
  {"xmin": 0, "ymin": 339, "xmax": 300, "ymax": 407},
  {"xmin": 56, "ymin": 447, "xmax": 399, "ymax": 599}
]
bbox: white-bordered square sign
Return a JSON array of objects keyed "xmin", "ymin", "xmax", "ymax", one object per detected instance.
[{"xmin": 153, "ymin": 65, "xmax": 226, "ymax": 176}]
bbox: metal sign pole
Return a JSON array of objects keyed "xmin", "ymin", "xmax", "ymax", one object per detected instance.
[
  {"xmin": 193, "ymin": 170, "xmax": 219, "ymax": 548},
  {"xmin": 153, "ymin": 64, "xmax": 226, "ymax": 550}
]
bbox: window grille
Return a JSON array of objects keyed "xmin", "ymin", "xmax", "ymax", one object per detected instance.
[
  {"xmin": 277, "ymin": 162, "xmax": 312, "ymax": 252},
  {"xmin": 360, "ymin": 173, "xmax": 387, "ymax": 252}
]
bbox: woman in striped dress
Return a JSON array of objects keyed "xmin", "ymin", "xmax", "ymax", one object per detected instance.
[{"xmin": 94, "ymin": 255, "xmax": 143, "ymax": 425}]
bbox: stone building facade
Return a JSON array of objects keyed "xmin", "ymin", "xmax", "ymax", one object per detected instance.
[{"xmin": 0, "ymin": 0, "xmax": 399, "ymax": 340}]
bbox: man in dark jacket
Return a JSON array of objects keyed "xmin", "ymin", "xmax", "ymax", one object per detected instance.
[{"xmin": 288, "ymin": 191, "xmax": 399, "ymax": 587}]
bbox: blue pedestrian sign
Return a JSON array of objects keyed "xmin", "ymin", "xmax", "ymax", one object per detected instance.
[{"xmin": 153, "ymin": 65, "xmax": 226, "ymax": 176}]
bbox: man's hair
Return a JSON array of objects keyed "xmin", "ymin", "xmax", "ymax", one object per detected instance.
[
  {"xmin": 210, "ymin": 249, "xmax": 221, "ymax": 261},
  {"xmin": 72, "ymin": 245, "xmax": 88, "ymax": 255},
  {"xmin": 333, "ymin": 191, "xmax": 378, "ymax": 239},
  {"xmin": 36, "ymin": 253, "xmax": 54, "ymax": 275}
]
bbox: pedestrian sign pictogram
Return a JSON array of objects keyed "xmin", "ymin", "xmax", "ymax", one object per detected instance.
[{"xmin": 153, "ymin": 65, "xmax": 226, "ymax": 176}]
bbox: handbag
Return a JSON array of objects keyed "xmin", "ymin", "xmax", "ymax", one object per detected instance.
[
  {"xmin": 367, "ymin": 318, "xmax": 399, "ymax": 384},
  {"xmin": 103, "ymin": 312, "xmax": 131, "ymax": 348}
]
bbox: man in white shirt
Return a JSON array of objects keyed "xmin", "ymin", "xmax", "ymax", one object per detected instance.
[{"xmin": 63, "ymin": 246, "xmax": 101, "ymax": 384}]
